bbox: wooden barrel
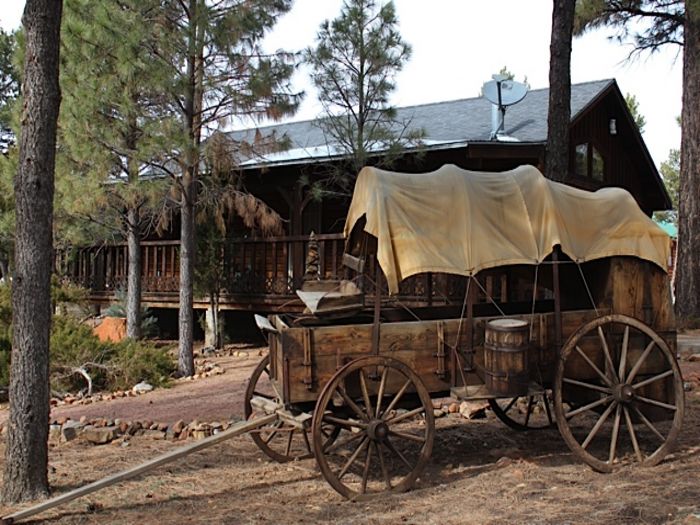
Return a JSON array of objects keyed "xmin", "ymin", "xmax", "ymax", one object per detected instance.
[{"xmin": 483, "ymin": 318, "xmax": 529, "ymax": 397}]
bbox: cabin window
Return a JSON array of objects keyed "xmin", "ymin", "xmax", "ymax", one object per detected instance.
[{"xmin": 573, "ymin": 142, "xmax": 605, "ymax": 181}]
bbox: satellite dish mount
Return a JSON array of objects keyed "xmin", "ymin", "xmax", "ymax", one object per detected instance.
[{"xmin": 482, "ymin": 74, "xmax": 529, "ymax": 140}]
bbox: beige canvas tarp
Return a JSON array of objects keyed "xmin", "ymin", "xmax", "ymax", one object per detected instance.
[{"xmin": 344, "ymin": 164, "xmax": 670, "ymax": 295}]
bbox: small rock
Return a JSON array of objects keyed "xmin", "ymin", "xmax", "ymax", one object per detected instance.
[
  {"xmin": 119, "ymin": 421, "xmax": 130, "ymax": 434},
  {"xmin": 171, "ymin": 420, "xmax": 185, "ymax": 435},
  {"xmin": 684, "ymin": 382, "xmax": 695, "ymax": 392},
  {"xmin": 201, "ymin": 346, "xmax": 217, "ymax": 357},
  {"xmin": 55, "ymin": 416, "xmax": 68, "ymax": 425},
  {"xmin": 448, "ymin": 402, "xmax": 460, "ymax": 414},
  {"xmin": 157, "ymin": 422, "xmax": 168, "ymax": 432},
  {"xmin": 149, "ymin": 423, "xmax": 159, "ymax": 431},
  {"xmin": 688, "ymin": 353, "xmax": 700, "ymax": 362},
  {"xmin": 114, "ymin": 418, "xmax": 121, "ymax": 427},
  {"xmin": 143, "ymin": 429, "xmax": 166, "ymax": 440},
  {"xmin": 126, "ymin": 421, "xmax": 142, "ymax": 435},
  {"xmin": 132, "ymin": 381, "xmax": 154, "ymax": 394},
  {"xmin": 61, "ymin": 421, "xmax": 85, "ymax": 442},
  {"xmin": 433, "ymin": 408, "xmax": 446, "ymax": 418},
  {"xmin": 83, "ymin": 425, "xmax": 119, "ymax": 445},
  {"xmin": 80, "ymin": 415, "xmax": 88, "ymax": 424},
  {"xmin": 459, "ymin": 401, "xmax": 488, "ymax": 420},
  {"xmin": 192, "ymin": 429, "xmax": 211, "ymax": 440},
  {"xmin": 496, "ymin": 457, "xmax": 513, "ymax": 468}
]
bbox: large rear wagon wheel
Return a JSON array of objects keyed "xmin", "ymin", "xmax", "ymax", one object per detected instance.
[
  {"xmin": 554, "ymin": 314, "xmax": 684, "ymax": 472},
  {"xmin": 312, "ymin": 356, "xmax": 435, "ymax": 500}
]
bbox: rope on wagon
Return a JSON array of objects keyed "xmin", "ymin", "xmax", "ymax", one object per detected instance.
[{"xmin": 576, "ymin": 262, "xmax": 599, "ymax": 316}]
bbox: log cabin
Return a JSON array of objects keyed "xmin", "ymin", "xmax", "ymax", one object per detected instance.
[{"xmin": 58, "ymin": 78, "xmax": 672, "ymax": 338}]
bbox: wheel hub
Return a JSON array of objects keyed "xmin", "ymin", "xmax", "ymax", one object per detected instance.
[
  {"xmin": 367, "ymin": 419, "xmax": 389, "ymax": 442},
  {"xmin": 613, "ymin": 383, "xmax": 635, "ymax": 404}
]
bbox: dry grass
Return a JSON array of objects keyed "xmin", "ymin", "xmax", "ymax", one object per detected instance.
[{"xmin": 0, "ymin": 359, "xmax": 698, "ymax": 524}]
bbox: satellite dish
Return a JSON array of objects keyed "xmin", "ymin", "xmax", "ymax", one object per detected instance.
[
  {"xmin": 482, "ymin": 76, "xmax": 529, "ymax": 140},
  {"xmin": 482, "ymin": 78, "xmax": 529, "ymax": 107}
]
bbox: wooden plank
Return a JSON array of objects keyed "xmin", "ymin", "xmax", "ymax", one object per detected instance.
[{"xmin": 0, "ymin": 415, "xmax": 277, "ymax": 525}]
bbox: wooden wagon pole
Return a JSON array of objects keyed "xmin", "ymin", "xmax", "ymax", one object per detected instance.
[
  {"xmin": 552, "ymin": 248, "xmax": 563, "ymax": 349},
  {"xmin": 0, "ymin": 414, "xmax": 277, "ymax": 525}
]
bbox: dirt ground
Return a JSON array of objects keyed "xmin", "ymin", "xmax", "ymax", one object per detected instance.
[{"xmin": 0, "ymin": 341, "xmax": 699, "ymax": 524}]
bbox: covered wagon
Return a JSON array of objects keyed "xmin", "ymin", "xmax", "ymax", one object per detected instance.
[{"xmin": 247, "ymin": 164, "xmax": 683, "ymax": 499}]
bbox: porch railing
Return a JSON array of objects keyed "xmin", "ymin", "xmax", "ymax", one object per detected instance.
[{"xmin": 56, "ymin": 234, "xmax": 526, "ymax": 308}]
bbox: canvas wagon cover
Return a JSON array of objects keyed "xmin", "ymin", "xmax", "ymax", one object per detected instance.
[{"xmin": 344, "ymin": 164, "xmax": 670, "ymax": 294}]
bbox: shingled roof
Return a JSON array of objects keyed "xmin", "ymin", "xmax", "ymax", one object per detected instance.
[{"xmin": 228, "ymin": 79, "xmax": 615, "ymax": 167}]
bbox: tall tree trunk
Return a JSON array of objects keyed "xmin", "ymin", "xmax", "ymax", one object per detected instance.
[
  {"xmin": 177, "ymin": 0, "xmax": 203, "ymax": 377},
  {"xmin": 2, "ymin": 0, "xmax": 62, "ymax": 504},
  {"xmin": 545, "ymin": 0, "xmax": 575, "ymax": 182},
  {"xmin": 126, "ymin": 206, "xmax": 142, "ymax": 339},
  {"xmin": 675, "ymin": 4, "xmax": 700, "ymax": 320},
  {"xmin": 178, "ymin": 174, "xmax": 195, "ymax": 376}
]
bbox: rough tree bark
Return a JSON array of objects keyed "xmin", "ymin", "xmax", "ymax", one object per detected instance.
[
  {"xmin": 676, "ymin": 3, "xmax": 700, "ymax": 320},
  {"xmin": 545, "ymin": 0, "xmax": 576, "ymax": 182},
  {"xmin": 2, "ymin": 0, "xmax": 63, "ymax": 503},
  {"xmin": 126, "ymin": 206, "xmax": 142, "ymax": 339}
]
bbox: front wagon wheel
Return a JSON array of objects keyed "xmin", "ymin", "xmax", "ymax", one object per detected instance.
[
  {"xmin": 554, "ymin": 314, "xmax": 684, "ymax": 472},
  {"xmin": 312, "ymin": 356, "xmax": 435, "ymax": 500}
]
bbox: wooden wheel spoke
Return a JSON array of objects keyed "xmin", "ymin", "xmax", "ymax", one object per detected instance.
[
  {"xmin": 543, "ymin": 394, "xmax": 554, "ymax": 425},
  {"xmin": 322, "ymin": 415, "xmax": 367, "ymax": 431},
  {"xmin": 524, "ymin": 396, "xmax": 535, "ymax": 427},
  {"xmin": 377, "ymin": 442, "xmax": 392, "ymax": 489},
  {"xmin": 384, "ymin": 437, "xmax": 413, "ymax": 470},
  {"xmin": 361, "ymin": 442, "xmax": 374, "ymax": 494},
  {"xmin": 634, "ymin": 395, "xmax": 677, "ymax": 412},
  {"xmin": 338, "ymin": 437, "xmax": 369, "ymax": 480},
  {"xmin": 581, "ymin": 401, "xmax": 617, "ymax": 450},
  {"xmin": 565, "ymin": 395, "xmax": 614, "ymax": 419},
  {"xmin": 388, "ymin": 429, "xmax": 426, "ymax": 444},
  {"xmin": 380, "ymin": 378, "xmax": 411, "ymax": 419},
  {"xmin": 263, "ymin": 421, "xmax": 283, "ymax": 444},
  {"xmin": 324, "ymin": 431, "xmax": 364, "ymax": 454},
  {"xmin": 284, "ymin": 428, "xmax": 295, "ymax": 456},
  {"xmin": 375, "ymin": 366, "xmax": 389, "ymax": 418},
  {"xmin": 359, "ymin": 369, "xmax": 374, "ymax": 419},
  {"xmin": 574, "ymin": 345, "xmax": 613, "ymax": 388},
  {"xmin": 502, "ymin": 397, "xmax": 518, "ymax": 414},
  {"xmin": 301, "ymin": 427, "xmax": 312, "ymax": 454},
  {"xmin": 632, "ymin": 369, "xmax": 674, "ymax": 390},
  {"xmin": 626, "ymin": 340, "xmax": 656, "ymax": 383},
  {"xmin": 630, "ymin": 405, "xmax": 666, "ymax": 443},
  {"xmin": 338, "ymin": 386, "xmax": 369, "ymax": 421},
  {"xmin": 386, "ymin": 406, "xmax": 425, "ymax": 425},
  {"xmin": 623, "ymin": 405, "xmax": 643, "ymax": 462},
  {"xmin": 562, "ymin": 377, "xmax": 612, "ymax": 394},
  {"xmin": 597, "ymin": 326, "xmax": 619, "ymax": 383},
  {"xmin": 618, "ymin": 326, "xmax": 629, "ymax": 379},
  {"xmin": 609, "ymin": 404, "xmax": 621, "ymax": 464}
]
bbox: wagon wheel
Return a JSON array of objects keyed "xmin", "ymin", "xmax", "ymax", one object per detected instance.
[
  {"xmin": 554, "ymin": 314, "xmax": 684, "ymax": 472},
  {"xmin": 244, "ymin": 355, "xmax": 316, "ymax": 462},
  {"xmin": 489, "ymin": 390, "xmax": 555, "ymax": 431},
  {"xmin": 312, "ymin": 356, "xmax": 435, "ymax": 500}
]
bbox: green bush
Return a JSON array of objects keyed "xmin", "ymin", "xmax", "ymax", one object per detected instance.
[
  {"xmin": 0, "ymin": 282, "xmax": 175, "ymax": 394},
  {"xmin": 50, "ymin": 315, "xmax": 175, "ymax": 394}
]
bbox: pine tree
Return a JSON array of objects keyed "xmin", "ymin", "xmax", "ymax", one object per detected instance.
[
  {"xmin": 574, "ymin": 0, "xmax": 700, "ymax": 321},
  {"xmin": 152, "ymin": 0, "xmax": 300, "ymax": 376},
  {"xmin": 305, "ymin": 0, "xmax": 422, "ymax": 192},
  {"xmin": 2, "ymin": 0, "xmax": 63, "ymax": 503},
  {"xmin": 58, "ymin": 0, "xmax": 175, "ymax": 339}
]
